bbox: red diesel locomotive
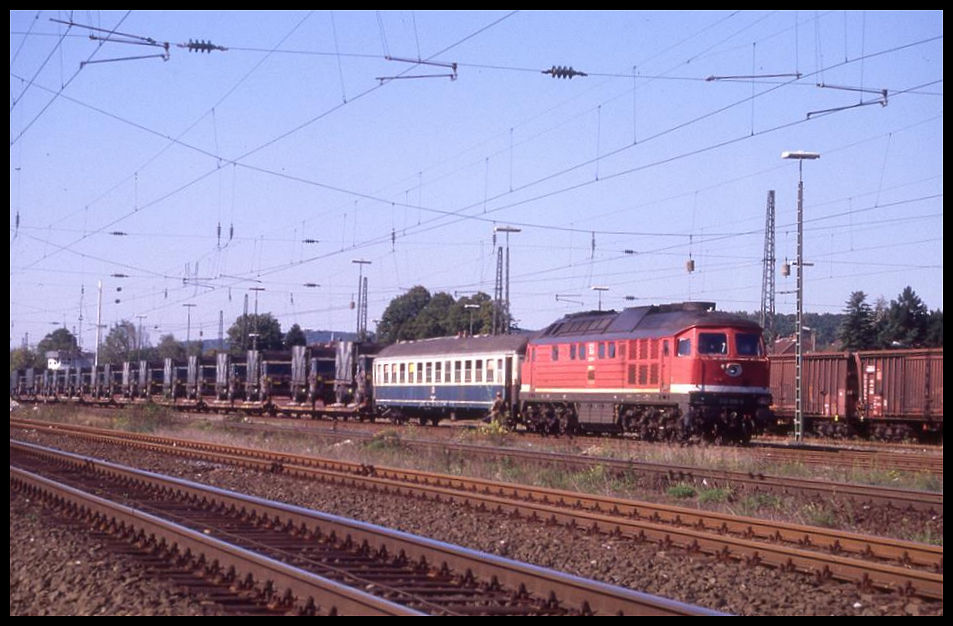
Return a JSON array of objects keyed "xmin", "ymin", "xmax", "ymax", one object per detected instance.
[{"xmin": 519, "ymin": 302, "xmax": 772, "ymax": 443}]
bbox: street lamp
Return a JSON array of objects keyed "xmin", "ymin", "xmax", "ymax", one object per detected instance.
[
  {"xmin": 247, "ymin": 287, "xmax": 265, "ymax": 350},
  {"xmin": 591, "ymin": 286, "xmax": 609, "ymax": 311},
  {"xmin": 781, "ymin": 150, "xmax": 820, "ymax": 443},
  {"xmin": 463, "ymin": 303, "xmax": 480, "ymax": 335}
]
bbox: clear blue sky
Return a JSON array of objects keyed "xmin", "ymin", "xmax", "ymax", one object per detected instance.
[{"xmin": 10, "ymin": 10, "xmax": 943, "ymax": 350}]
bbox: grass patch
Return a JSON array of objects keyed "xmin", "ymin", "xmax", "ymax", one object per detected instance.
[
  {"xmin": 734, "ymin": 493, "xmax": 783, "ymax": 516},
  {"xmin": 666, "ymin": 483, "xmax": 697, "ymax": 499},
  {"xmin": 698, "ymin": 486, "xmax": 733, "ymax": 504},
  {"xmin": 364, "ymin": 429, "xmax": 407, "ymax": 453},
  {"xmin": 114, "ymin": 402, "xmax": 176, "ymax": 433},
  {"xmin": 802, "ymin": 502, "xmax": 838, "ymax": 528}
]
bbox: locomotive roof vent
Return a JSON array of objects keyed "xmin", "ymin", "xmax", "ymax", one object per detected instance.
[{"xmin": 660, "ymin": 301, "xmax": 716, "ymax": 313}]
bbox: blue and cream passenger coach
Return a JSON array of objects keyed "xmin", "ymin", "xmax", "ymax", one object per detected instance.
[{"xmin": 372, "ymin": 335, "xmax": 527, "ymax": 424}]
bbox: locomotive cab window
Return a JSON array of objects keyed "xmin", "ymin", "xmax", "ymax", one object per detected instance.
[
  {"xmin": 735, "ymin": 333, "xmax": 763, "ymax": 356},
  {"xmin": 698, "ymin": 333, "xmax": 727, "ymax": 355},
  {"xmin": 677, "ymin": 338, "xmax": 691, "ymax": 356}
]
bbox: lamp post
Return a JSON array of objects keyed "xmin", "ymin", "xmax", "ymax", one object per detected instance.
[
  {"xmin": 463, "ymin": 303, "xmax": 480, "ymax": 335},
  {"xmin": 591, "ymin": 286, "xmax": 609, "ymax": 311},
  {"xmin": 781, "ymin": 150, "xmax": 820, "ymax": 443},
  {"xmin": 248, "ymin": 287, "xmax": 265, "ymax": 350}
]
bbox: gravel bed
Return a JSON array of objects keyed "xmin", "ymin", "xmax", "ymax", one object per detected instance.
[
  {"xmin": 10, "ymin": 491, "xmax": 231, "ymax": 616},
  {"xmin": 10, "ymin": 426, "xmax": 942, "ymax": 616}
]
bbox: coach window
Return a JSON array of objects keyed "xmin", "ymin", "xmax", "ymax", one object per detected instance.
[
  {"xmin": 598, "ymin": 342, "xmax": 605, "ymax": 359},
  {"xmin": 677, "ymin": 338, "xmax": 691, "ymax": 357},
  {"xmin": 570, "ymin": 344, "xmax": 576, "ymax": 360},
  {"xmin": 497, "ymin": 359, "xmax": 504, "ymax": 382},
  {"xmin": 552, "ymin": 345, "xmax": 559, "ymax": 361},
  {"xmin": 399, "ymin": 363, "xmax": 406, "ymax": 383},
  {"xmin": 485, "ymin": 359, "xmax": 495, "ymax": 384},
  {"xmin": 608, "ymin": 342, "xmax": 616, "ymax": 359},
  {"xmin": 464, "ymin": 360, "xmax": 472, "ymax": 383},
  {"xmin": 475, "ymin": 359, "xmax": 483, "ymax": 383},
  {"xmin": 454, "ymin": 361, "xmax": 462, "ymax": 383},
  {"xmin": 425, "ymin": 362, "xmax": 433, "ymax": 383}
]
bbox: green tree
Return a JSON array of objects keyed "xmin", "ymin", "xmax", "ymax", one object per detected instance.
[
  {"xmin": 35, "ymin": 328, "xmax": 80, "ymax": 368},
  {"xmin": 156, "ymin": 334, "xmax": 186, "ymax": 361},
  {"xmin": 925, "ymin": 309, "xmax": 943, "ymax": 348},
  {"xmin": 10, "ymin": 347, "xmax": 37, "ymax": 373},
  {"xmin": 99, "ymin": 320, "xmax": 139, "ymax": 364},
  {"xmin": 838, "ymin": 291, "xmax": 876, "ymax": 350},
  {"xmin": 877, "ymin": 286, "xmax": 929, "ymax": 347},
  {"xmin": 226, "ymin": 313, "xmax": 283, "ymax": 354},
  {"xmin": 376, "ymin": 286, "xmax": 432, "ymax": 344},
  {"xmin": 412, "ymin": 291, "xmax": 455, "ymax": 338},
  {"xmin": 450, "ymin": 292, "xmax": 495, "ymax": 335},
  {"xmin": 284, "ymin": 323, "xmax": 307, "ymax": 348}
]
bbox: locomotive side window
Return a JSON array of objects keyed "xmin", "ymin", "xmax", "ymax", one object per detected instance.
[
  {"xmin": 698, "ymin": 333, "xmax": 727, "ymax": 355},
  {"xmin": 736, "ymin": 333, "xmax": 763, "ymax": 356},
  {"xmin": 677, "ymin": 338, "xmax": 691, "ymax": 356}
]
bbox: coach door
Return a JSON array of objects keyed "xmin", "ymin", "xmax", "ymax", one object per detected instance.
[{"xmin": 504, "ymin": 355, "xmax": 514, "ymax": 404}]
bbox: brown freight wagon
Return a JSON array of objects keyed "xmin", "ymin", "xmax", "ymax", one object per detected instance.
[
  {"xmin": 854, "ymin": 348, "xmax": 943, "ymax": 439},
  {"xmin": 767, "ymin": 352, "xmax": 857, "ymax": 437}
]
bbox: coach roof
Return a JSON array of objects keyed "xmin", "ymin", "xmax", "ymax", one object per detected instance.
[{"xmin": 377, "ymin": 334, "xmax": 528, "ymax": 359}]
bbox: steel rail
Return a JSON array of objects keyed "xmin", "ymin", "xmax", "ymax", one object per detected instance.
[{"xmin": 10, "ymin": 440, "xmax": 722, "ymax": 616}]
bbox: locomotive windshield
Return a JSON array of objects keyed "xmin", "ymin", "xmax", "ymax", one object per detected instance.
[
  {"xmin": 735, "ymin": 333, "xmax": 763, "ymax": 356},
  {"xmin": 698, "ymin": 333, "xmax": 728, "ymax": 355}
]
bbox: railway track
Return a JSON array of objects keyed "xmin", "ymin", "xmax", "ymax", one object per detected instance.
[
  {"xmin": 11, "ymin": 441, "xmax": 718, "ymax": 616},
  {"xmin": 11, "ymin": 420, "xmax": 943, "ymax": 601}
]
